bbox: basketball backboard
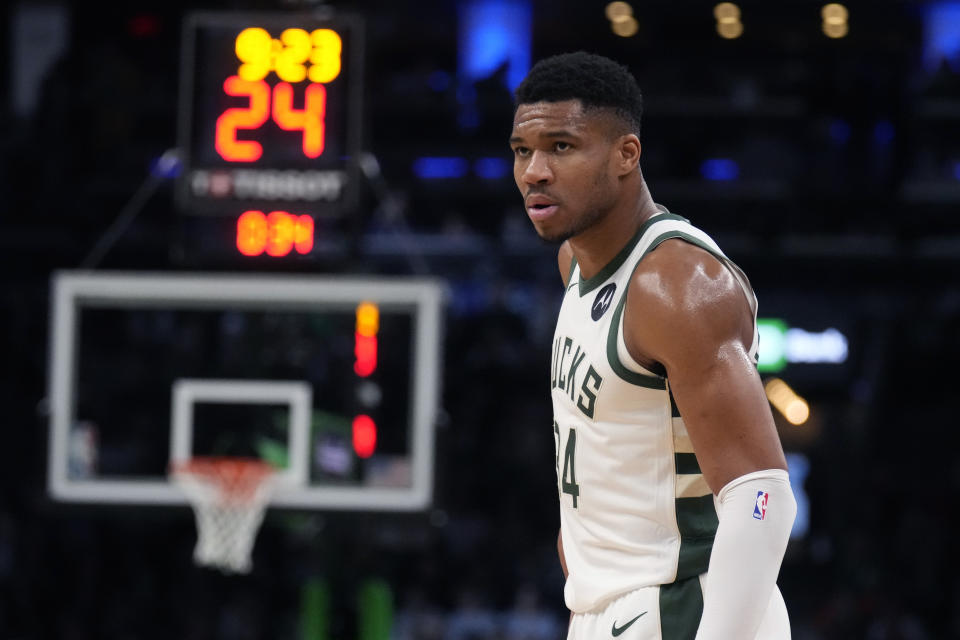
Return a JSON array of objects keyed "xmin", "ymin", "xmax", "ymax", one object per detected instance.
[{"xmin": 47, "ymin": 271, "xmax": 444, "ymax": 511}]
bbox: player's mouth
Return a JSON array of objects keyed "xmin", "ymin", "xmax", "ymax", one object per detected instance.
[{"xmin": 526, "ymin": 195, "xmax": 559, "ymax": 221}]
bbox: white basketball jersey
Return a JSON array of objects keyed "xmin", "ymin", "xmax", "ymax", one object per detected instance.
[{"xmin": 551, "ymin": 207, "xmax": 759, "ymax": 613}]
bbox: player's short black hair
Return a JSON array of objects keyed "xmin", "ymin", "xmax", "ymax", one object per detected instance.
[{"xmin": 514, "ymin": 51, "xmax": 643, "ymax": 137}]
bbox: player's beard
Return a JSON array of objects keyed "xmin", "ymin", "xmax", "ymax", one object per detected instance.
[
  {"xmin": 537, "ymin": 203, "xmax": 608, "ymax": 244},
  {"xmin": 537, "ymin": 171, "xmax": 617, "ymax": 244}
]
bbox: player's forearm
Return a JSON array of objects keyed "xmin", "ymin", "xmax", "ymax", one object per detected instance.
[{"xmin": 695, "ymin": 469, "xmax": 796, "ymax": 640}]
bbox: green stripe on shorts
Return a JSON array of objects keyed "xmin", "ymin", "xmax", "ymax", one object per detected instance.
[{"xmin": 659, "ymin": 574, "xmax": 703, "ymax": 640}]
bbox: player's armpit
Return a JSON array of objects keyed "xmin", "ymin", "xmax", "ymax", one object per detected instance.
[
  {"xmin": 557, "ymin": 528, "xmax": 568, "ymax": 579},
  {"xmin": 621, "ymin": 239, "xmax": 787, "ymax": 493}
]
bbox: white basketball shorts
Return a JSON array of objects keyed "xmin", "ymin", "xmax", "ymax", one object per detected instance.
[{"xmin": 566, "ymin": 574, "xmax": 791, "ymax": 640}]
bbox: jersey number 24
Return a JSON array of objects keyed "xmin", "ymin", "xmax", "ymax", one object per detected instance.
[{"xmin": 554, "ymin": 421, "xmax": 580, "ymax": 508}]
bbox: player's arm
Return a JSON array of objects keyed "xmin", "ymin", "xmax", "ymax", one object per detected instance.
[
  {"xmin": 623, "ymin": 240, "xmax": 795, "ymax": 639},
  {"xmin": 626, "ymin": 240, "xmax": 786, "ymax": 488}
]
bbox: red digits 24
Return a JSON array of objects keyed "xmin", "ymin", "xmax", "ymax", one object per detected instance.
[
  {"xmin": 215, "ymin": 77, "xmax": 270, "ymax": 162},
  {"xmin": 216, "ymin": 77, "xmax": 327, "ymax": 162}
]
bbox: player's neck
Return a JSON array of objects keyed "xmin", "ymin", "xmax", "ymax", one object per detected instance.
[{"xmin": 569, "ymin": 179, "xmax": 659, "ymax": 281}]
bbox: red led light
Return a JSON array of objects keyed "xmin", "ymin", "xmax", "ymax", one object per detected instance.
[
  {"xmin": 354, "ymin": 332, "xmax": 377, "ymax": 377},
  {"xmin": 236, "ymin": 210, "xmax": 268, "ymax": 256},
  {"xmin": 272, "ymin": 82, "xmax": 327, "ymax": 158},
  {"xmin": 294, "ymin": 215, "xmax": 314, "ymax": 253},
  {"xmin": 215, "ymin": 76, "xmax": 270, "ymax": 162},
  {"xmin": 352, "ymin": 415, "xmax": 377, "ymax": 459},
  {"xmin": 236, "ymin": 210, "xmax": 314, "ymax": 257},
  {"xmin": 216, "ymin": 78, "xmax": 328, "ymax": 162},
  {"xmin": 266, "ymin": 210, "xmax": 295, "ymax": 256}
]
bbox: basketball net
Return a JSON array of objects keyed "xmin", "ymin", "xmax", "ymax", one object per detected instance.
[{"xmin": 171, "ymin": 457, "xmax": 278, "ymax": 574}]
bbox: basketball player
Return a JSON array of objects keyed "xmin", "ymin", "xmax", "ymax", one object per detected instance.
[{"xmin": 509, "ymin": 52, "xmax": 797, "ymax": 639}]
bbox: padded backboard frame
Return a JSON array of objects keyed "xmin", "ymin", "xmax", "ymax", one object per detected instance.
[
  {"xmin": 48, "ymin": 271, "xmax": 444, "ymax": 511},
  {"xmin": 170, "ymin": 378, "xmax": 312, "ymax": 486}
]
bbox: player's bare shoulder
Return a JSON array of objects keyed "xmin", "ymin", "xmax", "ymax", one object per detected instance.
[
  {"xmin": 623, "ymin": 238, "xmax": 753, "ymax": 368},
  {"xmin": 558, "ymin": 241, "xmax": 575, "ymax": 288}
]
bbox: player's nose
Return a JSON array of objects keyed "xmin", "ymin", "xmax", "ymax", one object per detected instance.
[{"xmin": 521, "ymin": 150, "xmax": 554, "ymax": 185}]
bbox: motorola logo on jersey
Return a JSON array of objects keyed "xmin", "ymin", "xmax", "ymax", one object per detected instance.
[{"xmin": 591, "ymin": 283, "xmax": 616, "ymax": 321}]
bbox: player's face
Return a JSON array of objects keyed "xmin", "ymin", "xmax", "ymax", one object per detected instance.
[{"xmin": 510, "ymin": 99, "xmax": 621, "ymax": 243}]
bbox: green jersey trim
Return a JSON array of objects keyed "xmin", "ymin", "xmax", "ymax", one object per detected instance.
[
  {"xmin": 566, "ymin": 253, "xmax": 578, "ymax": 287},
  {"xmin": 577, "ymin": 213, "xmax": 689, "ymax": 297},
  {"xmin": 669, "ymin": 387, "xmax": 681, "ymax": 417},
  {"xmin": 605, "ymin": 223, "xmax": 728, "ymax": 389},
  {"xmin": 638, "ymin": 230, "xmax": 723, "ymax": 264},
  {"xmin": 659, "ymin": 574, "xmax": 704, "ymax": 640},
  {"xmin": 605, "ymin": 292, "xmax": 667, "ymax": 389}
]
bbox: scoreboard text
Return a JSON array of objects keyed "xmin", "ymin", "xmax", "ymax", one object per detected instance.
[{"xmin": 175, "ymin": 12, "xmax": 362, "ymax": 257}]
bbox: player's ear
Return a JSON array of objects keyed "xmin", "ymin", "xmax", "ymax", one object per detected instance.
[{"xmin": 615, "ymin": 134, "xmax": 641, "ymax": 176}]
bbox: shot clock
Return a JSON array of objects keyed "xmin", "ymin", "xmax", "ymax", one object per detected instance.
[{"xmin": 175, "ymin": 12, "xmax": 363, "ymax": 258}]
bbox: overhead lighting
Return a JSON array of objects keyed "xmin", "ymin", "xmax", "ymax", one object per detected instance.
[
  {"xmin": 605, "ymin": 2, "xmax": 637, "ymax": 38},
  {"xmin": 822, "ymin": 4, "xmax": 848, "ymax": 23},
  {"xmin": 822, "ymin": 3, "xmax": 849, "ymax": 38},
  {"xmin": 605, "ymin": 1, "xmax": 632, "ymax": 21},
  {"xmin": 612, "ymin": 16, "xmax": 639, "ymax": 37},
  {"xmin": 718, "ymin": 21, "xmax": 744, "ymax": 39},
  {"xmin": 714, "ymin": 3, "xmax": 743, "ymax": 39},
  {"xmin": 714, "ymin": 2, "xmax": 740, "ymax": 21}
]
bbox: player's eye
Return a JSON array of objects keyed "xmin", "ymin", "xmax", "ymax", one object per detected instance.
[
  {"xmin": 554, "ymin": 141, "xmax": 571, "ymax": 152},
  {"xmin": 513, "ymin": 146, "xmax": 531, "ymax": 158}
]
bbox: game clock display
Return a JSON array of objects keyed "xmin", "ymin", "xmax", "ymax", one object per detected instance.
[{"xmin": 175, "ymin": 12, "xmax": 363, "ymax": 257}]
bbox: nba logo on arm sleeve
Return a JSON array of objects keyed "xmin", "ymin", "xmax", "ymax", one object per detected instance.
[{"xmin": 753, "ymin": 491, "xmax": 769, "ymax": 520}]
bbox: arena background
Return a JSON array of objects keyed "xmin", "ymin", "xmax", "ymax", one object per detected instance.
[{"xmin": 1, "ymin": 0, "xmax": 959, "ymax": 638}]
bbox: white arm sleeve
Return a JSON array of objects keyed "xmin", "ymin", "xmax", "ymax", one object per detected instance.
[{"xmin": 695, "ymin": 468, "xmax": 797, "ymax": 640}]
